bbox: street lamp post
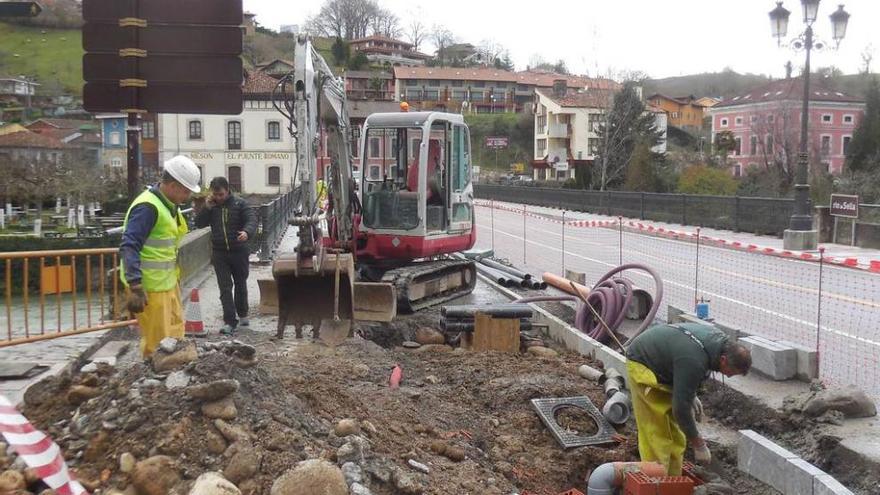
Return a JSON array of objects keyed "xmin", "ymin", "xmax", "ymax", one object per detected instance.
[{"xmin": 769, "ymin": 0, "xmax": 849, "ymax": 251}]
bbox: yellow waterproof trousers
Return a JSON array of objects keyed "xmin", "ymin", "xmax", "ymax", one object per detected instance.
[
  {"xmin": 133, "ymin": 287, "xmax": 184, "ymax": 357},
  {"xmin": 626, "ymin": 360, "xmax": 686, "ymax": 475}
]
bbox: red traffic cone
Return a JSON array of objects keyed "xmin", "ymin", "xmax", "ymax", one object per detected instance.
[{"xmin": 185, "ymin": 288, "xmax": 206, "ymax": 337}]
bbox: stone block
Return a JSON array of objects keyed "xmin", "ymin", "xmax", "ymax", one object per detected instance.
[
  {"xmin": 785, "ymin": 458, "xmax": 826, "ymax": 495},
  {"xmin": 739, "ymin": 336, "xmax": 797, "ymax": 380},
  {"xmin": 737, "ymin": 429, "xmax": 799, "ymax": 493},
  {"xmin": 813, "ymin": 474, "xmax": 854, "ymax": 495},
  {"xmin": 778, "ymin": 340, "xmax": 819, "ymax": 381},
  {"xmin": 783, "ymin": 229, "xmax": 818, "ymax": 251}
]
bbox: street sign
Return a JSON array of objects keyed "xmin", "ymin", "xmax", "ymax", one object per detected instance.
[
  {"xmin": 82, "ymin": 0, "xmax": 242, "ymax": 25},
  {"xmin": 83, "ymin": 82, "xmax": 243, "ymax": 114},
  {"xmin": 0, "ymin": 1, "xmax": 42, "ymax": 17},
  {"xmin": 485, "ymin": 136, "xmax": 509, "ymax": 149},
  {"xmin": 82, "ymin": 24, "xmax": 243, "ymax": 55},
  {"xmin": 830, "ymin": 194, "xmax": 859, "ymax": 218},
  {"xmin": 83, "ymin": 53, "xmax": 242, "ymax": 84}
]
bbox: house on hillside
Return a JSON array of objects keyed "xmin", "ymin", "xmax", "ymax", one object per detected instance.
[
  {"xmin": 26, "ymin": 118, "xmax": 102, "ymax": 164},
  {"xmin": 349, "ymin": 36, "xmax": 430, "ymax": 67},
  {"xmin": 345, "ymin": 70, "xmax": 394, "ymax": 101},
  {"xmin": 533, "ymin": 84, "xmax": 667, "ymax": 182},
  {"xmin": 709, "ymin": 76, "xmax": 865, "ymax": 177},
  {"xmin": 257, "ymin": 59, "xmax": 295, "ymax": 78},
  {"xmin": 0, "ymin": 77, "xmax": 38, "ymax": 97},
  {"xmin": 695, "ymin": 96, "xmax": 721, "ymax": 110},
  {"xmin": 647, "ymin": 94, "xmax": 705, "ymax": 131},
  {"xmin": 0, "ymin": 129, "xmax": 69, "ymax": 163}
]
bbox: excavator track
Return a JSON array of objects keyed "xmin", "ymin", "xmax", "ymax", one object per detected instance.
[{"xmin": 379, "ymin": 258, "xmax": 476, "ymax": 313}]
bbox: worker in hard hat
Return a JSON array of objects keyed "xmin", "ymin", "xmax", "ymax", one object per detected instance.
[
  {"xmin": 625, "ymin": 323, "xmax": 752, "ymax": 475},
  {"xmin": 119, "ymin": 155, "xmax": 201, "ymax": 356}
]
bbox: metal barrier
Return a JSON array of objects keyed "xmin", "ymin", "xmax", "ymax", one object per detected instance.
[
  {"xmin": 255, "ymin": 187, "xmax": 300, "ymax": 262},
  {"xmin": 0, "ymin": 248, "xmax": 134, "ymax": 348},
  {"xmin": 474, "ymin": 185, "xmax": 796, "ymax": 236}
]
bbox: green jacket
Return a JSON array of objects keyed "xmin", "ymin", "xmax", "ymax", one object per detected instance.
[{"xmin": 626, "ymin": 323, "xmax": 728, "ymax": 439}]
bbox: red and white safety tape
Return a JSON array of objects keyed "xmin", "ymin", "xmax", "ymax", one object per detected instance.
[
  {"xmin": 474, "ymin": 200, "xmax": 880, "ymax": 273},
  {"xmin": 0, "ymin": 395, "xmax": 89, "ymax": 495}
]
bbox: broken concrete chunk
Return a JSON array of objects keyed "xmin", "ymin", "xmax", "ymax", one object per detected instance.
[
  {"xmin": 803, "ymin": 386, "xmax": 877, "ymax": 418},
  {"xmin": 187, "ymin": 380, "xmax": 240, "ymax": 402},
  {"xmin": 153, "ymin": 341, "xmax": 198, "ymax": 373},
  {"xmin": 159, "ymin": 337, "xmax": 179, "ymax": 354}
]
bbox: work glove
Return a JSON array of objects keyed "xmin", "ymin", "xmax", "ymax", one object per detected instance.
[
  {"xmin": 694, "ymin": 442, "xmax": 712, "ymax": 465},
  {"xmin": 126, "ymin": 285, "xmax": 147, "ymax": 314},
  {"xmin": 693, "ymin": 396, "xmax": 704, "ymax": 422}
]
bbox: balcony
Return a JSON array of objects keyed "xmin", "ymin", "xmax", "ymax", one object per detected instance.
[
  {"xmin": 347, "ymin": 89, "xmax": 394, "ymax": 101},
  {"xmin": 548, "ymin": 123, "xmax": 570, "ymax": 138}
]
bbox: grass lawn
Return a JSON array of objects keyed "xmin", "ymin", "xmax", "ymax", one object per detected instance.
[{"xmin": 0, "ymin": 22, "xmax": 83, "ymax": 95}]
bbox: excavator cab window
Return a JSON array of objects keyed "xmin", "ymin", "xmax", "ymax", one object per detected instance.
[{"xmin": 361, "ymin": 126, "xmax": 422, "ymax": 231}]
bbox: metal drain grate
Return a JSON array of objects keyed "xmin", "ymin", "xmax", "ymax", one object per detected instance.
[{"xmin": 531, "ymin": 396, "xmax": 618, "ymax": 449}]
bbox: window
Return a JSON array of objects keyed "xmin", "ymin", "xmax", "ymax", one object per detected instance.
[
  {"xmin": 735, "ymin": 116, "xmax": 743, "ymax": 126},
  {"xmin": 822, "ymin": 114, "xmax": 832, "ymax": 123},
  {"xmin": 733, "ymin": 137, "xmax": 741, "ymax": 155},
  {"xmin": 750, "ymin": 115, "xmax": 758, "ymax": 124},
  {"xmin": 588, "ymin": 138, "xmax": 600, "ymax": 155},
  {"xmin": 109, "ymin": 132, "xmax": 121, "ymax": 145},
  {"xmin": 720, "ymin": 118, "xmax": 729, "ymax": 127},
  {"xmin": 228, "ymin": 166, "xmax": 242, "ymax": 192},
  {"xmin": 474, "ymin": 81, "xmax": 485, "ymax": 88},
  {"xmin": 188, "ymin": 120, "xmax": 202, "ymax": 140},
  {"xmin": 428, "ymin": 79, "xmax": 440, "ymax": 87},
  {"xmin": 369, "ymin": 137, "xmax": 381, "ymax": 158},
  {"xmin": 142, "ymin": 121, "xmax": 155, "ymax": 139},
  {"xmin": 405, "ymin": 79, "xmax": 418, "ymax": 86},
  {"xmin": 537, "ymin": 138, "xmax": 547, "ymax": 154},
  {"xmin": 470, "ymin": 91, "xmax": 483, "ymax": 101},
  {"xmin": 409, "ymin": 137, "xmax": 421, "ymax": 159},
  {"xmin": 766, "ymin": 134, "xmax": 774, "ymax": 154},
  {"xmin": 267, "ymin": 121, "xmax": 281, "ymax": 140},
  {"xmin": 821, "ymin": 135, "xmax": 831, "ymax": 155},
  {"xmin": 749, "ymin": 136, "xmax": 757, "ymax": 155},
  {"xmin": 733, "ymin": 164, "xmax": 742, "ymax": 178},
  {"xmin": 536, "ymin": 114, "xmax": 547, "ymax": 130},
  {"xmin": 423, "ymin": 90, "xmax": 438, "ymax": 101},
  {"xmin": 267, "ymin": 166, "xmax": 281, "ymax": 186},
  {"xmin": 843, "ymin": 136, "xmax": 852, "ymax": 154},
  {"xmin": 451, "ymin": 80, "xmax": 463, "ymax": 87},
  {"xmin": 227, "ymin": 121, "xmax": 242, "ymax": 150},
  {"xmin": 111, "ymin": 157, "xmax": 122, "ymax": 167},
  {"xmin": 843, "ymin": 114, "xmax": 854, "ymax": 124}
]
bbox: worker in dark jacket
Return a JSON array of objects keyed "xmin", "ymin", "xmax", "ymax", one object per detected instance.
[
  {"xmin": 194, "ymin": 177, "xmax": 258, "ymax": 335},
  {"xmin": 626, "ymin": 323, "xmax": 752, "ymax": 475}
]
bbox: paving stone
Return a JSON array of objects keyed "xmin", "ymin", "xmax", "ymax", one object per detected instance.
[
  {"xmin": 778, "ymin": 340, "xmax": 819, "ymax": 381},
  {"xmin": 785, "ymin": 457, "xmax": 825, "ymax": 495},
  {"xmin": 737, "ymin": 429, "xmax": 799, "ymax": 493},
  {"xmin": 813, "ymin": 474, "xmax": 854, "ymax": 495},
  {"xmin": 739, "ymin": 336, "xmax": 797, "ymax": 380}
]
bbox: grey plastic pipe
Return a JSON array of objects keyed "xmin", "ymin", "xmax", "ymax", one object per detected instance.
[
  {"xmin": 604, "ymin": 376, "xmax": 625, "ymax": 398},
  {"xmin": 586, "ymin": 462, "xmax": 616, "ymax": 495},
  {"xmin": 602, "ymin": 390, "xmax": 631, "ymax": 425}
]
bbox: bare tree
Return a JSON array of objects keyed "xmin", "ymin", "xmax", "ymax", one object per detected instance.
[
  {"xmin": 476, "ymin": 39, "xmax": 505, "ymax": 67},
  {"xmin": 370, "ymin": 8, "xmax": 401, "ymax": 38},
  {"xmin": 305, "ymin": 0, "xmax": 380, "ymax": 40},
  {"xmin": 431, "ymin": 25, "xmax": 456, "ymax": 66},
  {"xmin": 862, "ymin": 44, "xmax": 875, "ymax": 75},
  {"xmin": 407, "ymin": 18, "xmax": 426, "ymax": 52}
]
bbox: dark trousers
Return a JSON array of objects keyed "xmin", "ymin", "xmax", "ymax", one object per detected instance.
[{"xmin": 212, "ymin": 249, "xmax": 249, "ymax": 326}]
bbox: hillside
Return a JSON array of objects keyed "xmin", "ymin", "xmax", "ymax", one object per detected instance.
[
  {"xmin": 644, "ymin": 70, "xmax": 879, "ymax": 99},
  {"xmin": 0, "ymin": 22, "xmax": 83, "ymax": 95}
]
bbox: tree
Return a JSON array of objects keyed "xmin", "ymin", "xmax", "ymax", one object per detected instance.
[
  {"xmin": 846, "ymin": 77, "xmax": 880, "ymax": 173},
  {"xmin": 348, "ymin": 51, "xmax": 369, "ymax": 70},
  {"xmin": 678, "ymin": 165, "xmax": 738, "ymax": 196},
  {"xmin": 370, "ymin": 7, "xmax": 401, "ymax": 38},
  {"xmin": 431, "ymin": 25, "xmax": 456, "ymax": 67},
  {"xmin": 407, "ymin": 18, "xmax": 426, "ymax": 52},
  {"xmin": 494, "ymin": 53, "xmax": 514, "ymax": 71},
  {"xmin": 305, "ymin": 0, "xmax": 379, "ymax": 40},
  {"xmin": 593, "ymin": 83, "xmax": 665, "ymax": 191},
  {"xmin": 624, "ymin": 138, "xmax": 661, "ymax": 192},
  {"xmin": 331, "ymin": 37, "xmax": 350, "ymax": 66}
]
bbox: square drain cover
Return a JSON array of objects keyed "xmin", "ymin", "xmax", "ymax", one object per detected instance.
[{"xmin": 531, "ymin": 396, "xmax": 618, "ymax": 449}]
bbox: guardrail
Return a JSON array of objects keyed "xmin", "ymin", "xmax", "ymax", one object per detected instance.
[
  {"xmin": 0, "ymin": 248, "xmax": 134, "ymax": 348},
  {"xmin": 474, "ymin": 185, "xmax": 796, "ymax": 236},
  {"xmin": 254, "ymin": 187, "xmax": 300, "ymax": 263}
]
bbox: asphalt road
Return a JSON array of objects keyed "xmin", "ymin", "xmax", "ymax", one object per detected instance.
[{"xmin": 473, "ymin": 202, "xmax": 880, "ymax": 397}]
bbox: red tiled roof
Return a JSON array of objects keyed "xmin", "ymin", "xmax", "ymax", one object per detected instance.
[
  {"xmin": 26, "ymin": 118, "xmax": 95, "ymax": 130},
  {"xmin": 714, "ymin": 76, "xmax": 864, "ymax": 108},
  {"xmin": 0, "ymin": 130, "xmax": 68, "ymax": 149},
  {"xmin": 243, "ymin": 70, "xmax": 278, "ymax": 96},
  {"xmin": 393, "ymin": 66, "xmax": 621, "ymax": 90},
  {"xmin": 537, "ymin": 88, "xmax": 616, "ymax": 109}
]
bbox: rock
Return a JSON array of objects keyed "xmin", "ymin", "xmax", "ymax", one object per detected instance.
[
  {"xmin": 442, "ymin": 446, "xmax": 464, "ymax": 462},
  {"xmin": 139, "ymin": 379, "xmax": 163, "ymax": 388},
  {"xmin": 401, "ymin": 387, "xmax": 421, "ymax": 400},
  {"xmin": 352, "ymin": 364, "xmax": 370, "ymax": 377},
  {"xmin": 120, "ymin": 452, "xmax": 136, "ymax": 473},
  {"xmin": 152, "ymin": 341, "xmax": 198, "ymax": 373},
  {"xmin": 341, "ymin": 462, "xmax": 363, "ymax": 486},
  {"xmin": 406, "ymin": 459, "xmax": 430, "ymax": 474},
  {"xmin": 336, "ymin": 442, "xmax": 363, "ymax": 465},
  {"xmin": 159, "ymin": 337, "xmax": 179, "ymax": 354},
  {"xmin": 188, "ymin": 472, "xmax": 241, "ymax": 495},
  {"xmin": 414, "ymin": 328, "xmax": 445, "ymax": 346},
  {"xmin": 80, "ymin": 363, "xmax": 98, "ymax": 373},
  {"xmin": 526, "ymin": 346, "xmax": 559, "ymax": 358},
  {"xmin": 67, "ymin": 385, "xmax": 101, "ymax": 405},
  {"xmin": 270, "ymin": 459, "xmax": 348, "ymax": 495},
  {"xmin": 413, "ymin": 344, "xmax": 452, "ymax": 354},
  {"xmin": 423, "ymin": 375, "xmax": 439, "ymax": 385},
  {"xmin": 238, "ymin": 479, "xmax": 259, "ymax": 495},
  {"xmin": 206, "ymin": 430, "xmax": 228, "ymax": 455},
  {"xmin": 392, "ymin": 470, "xmax": 424, "ymax": 495},
  {"xmin": 334, "ymin": 419, "xmax": 360, "ymax": 437},
  {"xmin": 214, "ymin": 420, "xmax": 249, "ymax": 443},
  {"xmin": 131, "ymin": 456, "xmax": 181, "ymax": 495},
  {"xmin": 202, "ymin": 397, "xmax": 238, "ymax": 420},
  {"xmin": 350, "ymin": 483, "xmax": 372, "ymax": 495},
  {"xmin": 803, "ymin": 386, "xmax": 877, "ymax": 418},
  {"xmin": 361, "ymin": 421, "xmax": 378, "ymax": 436},
  {"xmin": 187, "ymin": 380, "xmax": 240, "ymax": 402},
  {"xmin": 165, "ymin": 371, "xmax": 191, "ymax": 390},
  {"xmin": 224, "ymin": 443, "xmax": 261, "ymax": 484},
  {"xmin": 84, "ymin": 431, "xmax": 110, "ymax": 462},
  {"xmin": 401, "ymin": 341, "xmax": 421, "ymax": 349},
  {"xmin": 0, "ymin": 470, "xmax": 26, "ymax": 491},
  {"xmin": 816, "ymin": 410, "xmax": 846, "ymax": 425}
]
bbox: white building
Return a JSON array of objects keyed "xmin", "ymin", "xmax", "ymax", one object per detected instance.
[
  {"xmin": 532, "ymin": 86, "xmax": 667, "ymax": 181},
  {"xmin": 158, "ymin": 71, "xmax": 297, "ymax": 196}
]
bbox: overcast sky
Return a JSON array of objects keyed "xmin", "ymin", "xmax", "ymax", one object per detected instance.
[{"xmin": 242, "ymin": 0, "xmax": 878, "ymax": 79}]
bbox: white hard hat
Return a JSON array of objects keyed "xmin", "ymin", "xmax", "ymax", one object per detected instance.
[{"xmin": 163, "ymin": 155, "xmax": 201, "ymax": 193}]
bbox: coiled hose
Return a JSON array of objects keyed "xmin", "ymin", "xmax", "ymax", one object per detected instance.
[{"xmin": 515, "ymin": 263, "xmax": 663, "ymax": 348}]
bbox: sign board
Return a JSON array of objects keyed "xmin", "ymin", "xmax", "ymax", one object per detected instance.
[
  {"xmin": 82, "ymin": 0, "xmax": 242, "ymax": 24},
  {"xmin": 84, "ymin": 82, "xmax": 243, "ymax": 114},
  {"xmin": 485, "ymin": 136, "xmax": 509, "ymax": 149},
  {"xmin": 553, "ymin": 161, "xmax": 569, "ymax": 171},
  {"xmin": 830, "ymin": 194, "xmax": 859, "ymax": 218},
  {"xmin": 82, "ymin": 24, "xmax": 243, "ymax": 55},
  {"xmin": 0, "ymin": 1, "xmax": 42, "ymax": 17},
  {"xmin": 509, "ymin": 163, "xmax": 525, "ymax": 174}
]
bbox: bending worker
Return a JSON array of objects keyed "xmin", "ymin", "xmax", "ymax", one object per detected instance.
[
  {"xmin": 120, "ymin": 156, "xmax": 201, "ymax": 356},
  {"xmin": 625, "ymin": 322, "xmax": 752, "ymax": 475}
]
